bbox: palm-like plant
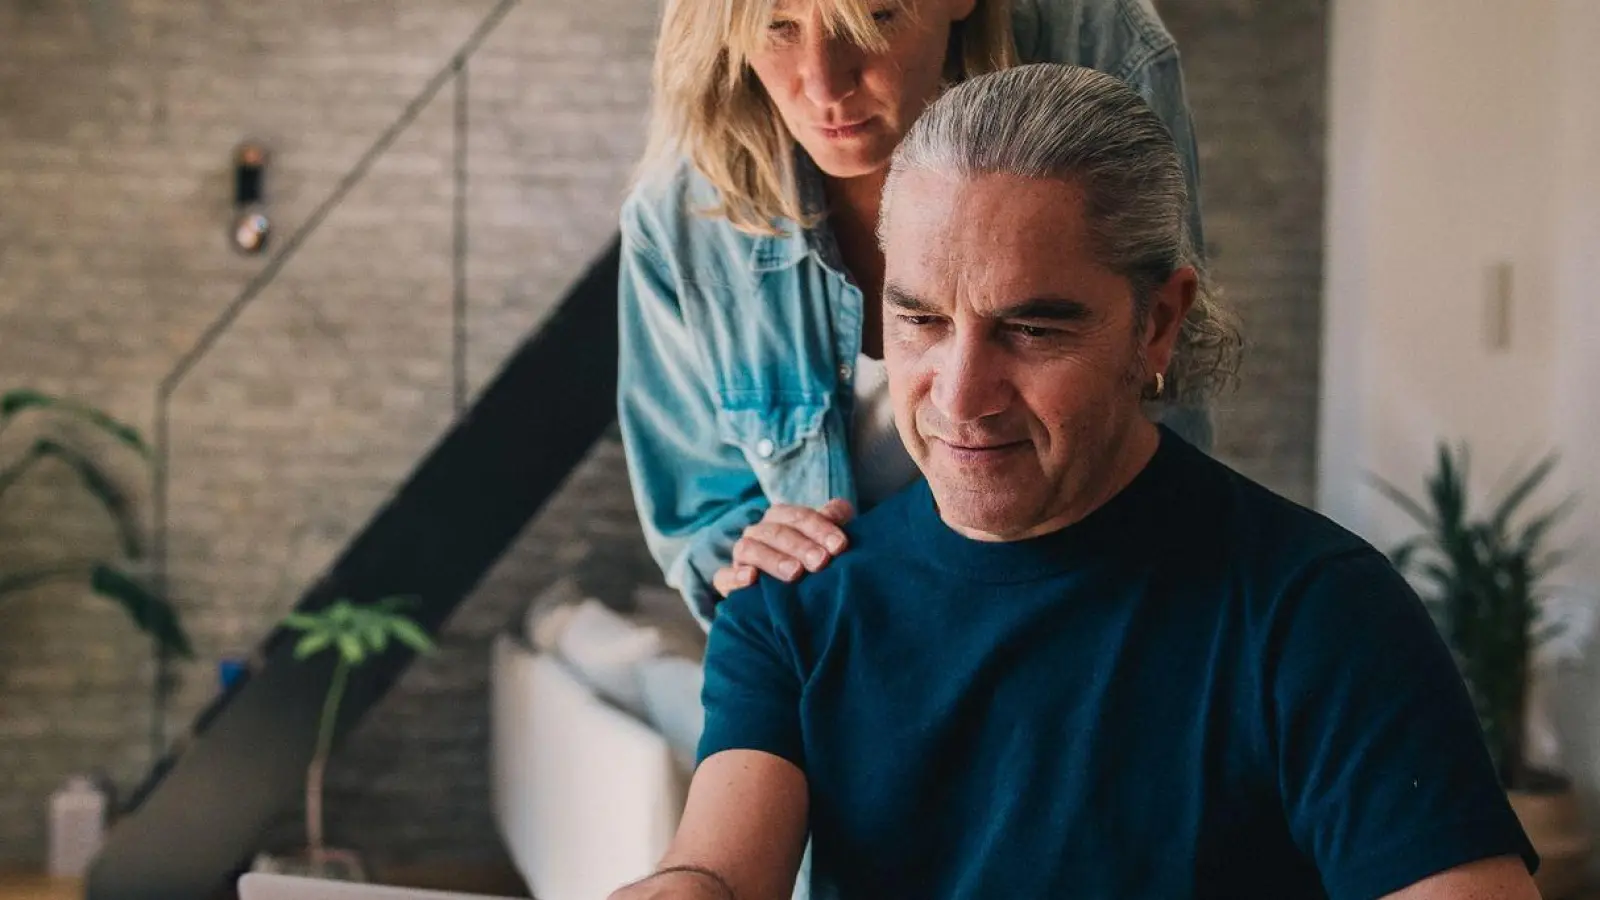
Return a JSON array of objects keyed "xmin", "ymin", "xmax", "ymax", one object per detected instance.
[
  {"xmin": 0, "ymin": 388, "xmax": 193, "ymax": 659},
  {"xmin": 1374, "ymin": 443, "xmax": 1578, "ymax": 788},
  {"xmin": 281, "ymin": 598, "xmax": 434, "ymax": 866}
]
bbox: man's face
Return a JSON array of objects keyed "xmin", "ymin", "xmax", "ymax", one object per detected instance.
[
  {"xmin": 745, "ymin": 0, "xmax": 975, "ymax": 179},
  {"xmin": 881, "ymin": 170, "xmax": 1194, "ymax": 540}
]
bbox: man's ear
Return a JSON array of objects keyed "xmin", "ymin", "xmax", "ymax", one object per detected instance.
[{"xmin": 1143, "ymin": 266, "xmax": 1198, "ymax": 376}]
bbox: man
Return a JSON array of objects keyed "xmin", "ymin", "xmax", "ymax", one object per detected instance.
[{"xmin": 613, "ymin": 64, "xmax": 1540, "ymax": 899}]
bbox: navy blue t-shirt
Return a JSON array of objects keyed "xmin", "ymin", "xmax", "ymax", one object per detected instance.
[{"xmin": 699, "ymin": 429, "xmax": 1536, "ymax": 899}]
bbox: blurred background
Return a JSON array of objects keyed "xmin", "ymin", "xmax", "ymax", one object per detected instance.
[{"xmin": 1, "ymin": 0, "xmax": 1596, "ymax": 897}]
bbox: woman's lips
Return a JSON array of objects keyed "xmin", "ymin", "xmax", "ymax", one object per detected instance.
[{"xmin": 818, "ymin": 118, "xmax": 873, "ymax": 139}]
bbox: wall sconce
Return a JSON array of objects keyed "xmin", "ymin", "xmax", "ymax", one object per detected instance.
[{"xmin": 229, "ymin": 142, "xmax": 271, "ymax": 255}]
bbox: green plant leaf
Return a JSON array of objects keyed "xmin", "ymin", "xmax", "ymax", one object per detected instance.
[
  {"xmin": 31, "ymin": 438, "xmax": 143, "ymax": 558},
  {"xmin": 294, "ymin": 630, "xmax": 335, "ymax": 660},
  {"xmin": 282, "ymin": 612, "xmax": 322, "ymax": 631},
  {"xmin": 0, "ymin": 565, "xmax": 86, "ymax": 601},
  {"xmin": 386, "ymin": 617, "xmax": 435, "ymax": 654},
  {"xmin": 328, "ymin": 600, "xmax": 355, "ymax": 625},
  {"xmin": 1519, "ymin": 496, "xmax": 1577, "ymax": 557},
  {"xmin": 1389, "ymin": 537, "xmax": 1425, "ymax": 573},
  {"xmin": 1489, "ymin": 453, "xmax": 1560, "ymax": 535},
  {"xmin": 0, "ymin": 389, "xmax": 150, "ymax": 456},
  {"xmin": 0, "ymin": 440, "xmax": 49, "ymax": 507},
  {"xmin": 1428, "ymin": 443, "xmax": 1469, "ymax": 534},
  {"xmin": 336, "ymin": 633, "xmax": 366, "ymax": 665},
  {"xmin": 89, "ymin": 564, "xmax": 193, "ymax": 658},
  {"xmin": 1370, "ymin": 474, "xmax": 1435, "ymax": 531}
]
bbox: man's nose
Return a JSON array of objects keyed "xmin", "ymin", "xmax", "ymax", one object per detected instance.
[
  {"xmin": 930, "ymin": 336, "xmax": 1013, "ymax": 424},
  {"xmin": 799, "ymin": 30, "xmax": 861, "ymax": 109}
]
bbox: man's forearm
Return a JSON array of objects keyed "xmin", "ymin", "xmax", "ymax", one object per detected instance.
[{"xmin": 610, "ymin": 864, "xmax": 738, "ymax": 900}]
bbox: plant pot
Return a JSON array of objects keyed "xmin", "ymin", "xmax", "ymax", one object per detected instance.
[
  {"xmin": 1508, "ymin": 776, "xmax": 1590, "ymax": 900},
  {"xmin": 250, "ymin": 847, "xmax": 368, "ymax": 883}
]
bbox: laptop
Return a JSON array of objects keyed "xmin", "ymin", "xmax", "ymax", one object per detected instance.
[{"xmin": 238, "ymin": 873, "xmax": 524, "ymax": 900}]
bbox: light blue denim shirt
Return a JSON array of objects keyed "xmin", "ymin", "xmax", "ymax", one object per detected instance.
[{"xmin": 618, "ymin": 0, "xmax": 1209, "ymax": 628}]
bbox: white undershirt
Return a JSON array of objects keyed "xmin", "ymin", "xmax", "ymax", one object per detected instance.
[{"xmin": 849, "ymin": 354, "xmax": 922, "ymax": 508}]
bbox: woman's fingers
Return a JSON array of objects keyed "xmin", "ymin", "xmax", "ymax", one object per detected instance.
[
  {"xmin": 732, "ymin": 526, "xmax": 815, "ymax": 580},
  {"xmin": 712, "ymin": 563, "xmax": 757, "ymax": 597},
  {"xmin": 765, "ymin": 503, "xmax": 852, "ymax": 554},
  {"xmin": 818, "ymin": 498, "xmax": 856, "ymax": 525},
  {"xmin": 715, "ymin": 500, "xmax": 857, "ymax": 597}
]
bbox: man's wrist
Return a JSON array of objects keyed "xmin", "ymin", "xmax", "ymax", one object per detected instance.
[{"xmin": 640, "ymin": 864, "xmax": 737, "ymax": 899}]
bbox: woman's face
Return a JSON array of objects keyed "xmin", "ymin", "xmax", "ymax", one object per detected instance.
[{"xmin": 745, "ymin": 0, "xmax": 977, "ymax": 180}]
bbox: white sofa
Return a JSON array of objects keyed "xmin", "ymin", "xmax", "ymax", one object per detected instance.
[{"xmin": 489, "ymin": 583, "xmax": 704, "ymax": 900}]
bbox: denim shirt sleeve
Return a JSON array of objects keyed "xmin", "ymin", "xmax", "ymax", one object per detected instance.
[{"xmin": 616, "ymin": 195, "xmax": 767, "ymax": 628}]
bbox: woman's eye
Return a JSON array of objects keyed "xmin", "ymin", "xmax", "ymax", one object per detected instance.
[
  {"xmin": 767, "ymin": 19, "xmax": 799, "ymax": 39},
  {"xmin": 871, "ymin": 8, "xmax": 897, "ymax": 23}
]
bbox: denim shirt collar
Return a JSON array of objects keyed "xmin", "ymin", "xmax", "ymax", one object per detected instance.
[{"xmin": 748, "ymin": 148, "xmax": 845, "ymax": 274}]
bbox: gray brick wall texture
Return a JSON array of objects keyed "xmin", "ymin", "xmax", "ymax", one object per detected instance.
[
  {"xmin": 0, "ymin": 0, "xmax": 1325, "ymax": 870},
  {"xmin": 1161, "ymin": 0, "xmax": 1329, "ymax": 502}
]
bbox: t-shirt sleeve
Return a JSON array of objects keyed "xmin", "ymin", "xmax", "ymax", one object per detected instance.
[
  {"xmin": 1269, "ymin": 549, "xmax": 1538, "ymax": 899},
  {"xmin": 696, "ymin": 578, "xmax": 807, "ymax": 770}
]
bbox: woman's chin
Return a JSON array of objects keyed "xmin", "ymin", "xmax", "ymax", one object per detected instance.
[{"xmin": 798, "ymin": 139, "xmax": 894, "ymax": 181}]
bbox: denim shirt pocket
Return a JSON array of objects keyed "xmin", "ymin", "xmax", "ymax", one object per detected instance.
[{"xmin": 716, "ymin": 397, "xmax": 834, "ymax": 508}]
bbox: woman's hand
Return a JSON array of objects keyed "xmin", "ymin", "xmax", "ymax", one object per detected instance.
[{"xmin": 712, "ymin": 499, "xmax": 855, "ymax": 597}]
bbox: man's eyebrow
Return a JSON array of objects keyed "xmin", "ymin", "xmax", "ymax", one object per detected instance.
[
  {"xmin": 883, "ymin": 283, "xmax": 940, "ymax": 313},
  {"xmin": 883, "ymin": 286, "xmax": 1094, "ymax": 322},
  {"xmin": 992, "ymin": 297, "xmax": 1094, "ymax": 322}
]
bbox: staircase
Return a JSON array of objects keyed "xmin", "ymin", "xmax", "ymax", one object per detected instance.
[{"xmin": 84, "ymin": 1, "xmax": 634, "ymax": 895}]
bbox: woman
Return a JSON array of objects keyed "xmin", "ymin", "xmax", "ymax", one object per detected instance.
[{"xmin": 618, "ymin": 0, "xmax": 1211, "ymax": 626}]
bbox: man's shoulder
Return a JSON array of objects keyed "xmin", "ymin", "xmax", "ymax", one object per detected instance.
[
  {"xmin": 734, "ymin": 483, "xmax": 928, "ymax": 624},
  {"xmin": 1166, "ymin": 435, "xmax": 1384, "ymax": 589},
  {"xmin": 1163, "ymin": 441, "xmax": 1429, "ymax": 668}
]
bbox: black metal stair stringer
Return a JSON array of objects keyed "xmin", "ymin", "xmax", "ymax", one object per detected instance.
[{"xmin": 86, "ymin": 235, "xmax": 622, "ymax": 900}]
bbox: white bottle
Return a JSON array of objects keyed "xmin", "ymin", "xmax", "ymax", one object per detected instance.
[{"xmin": 48, "ymin": 775, "xmax": 107, "ymax": 878}]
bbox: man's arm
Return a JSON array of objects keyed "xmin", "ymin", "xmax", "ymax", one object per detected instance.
[
  {"xmin": 611, "ymin": 750, "xmax": 810, "ymax": 900},
  {"xmin": 1381, "ymin": 855, "xmax": 1541, "ymax": 899},
  {"xmin": 614, "ymin": 571, "xmax": 813, "ymax": 899},
  {"xmin": 1270, "ymin": 550, "xmax": 1540, "ymax": 898}
]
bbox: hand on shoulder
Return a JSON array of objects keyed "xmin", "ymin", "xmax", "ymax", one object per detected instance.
[{"xmin": 713, "ymin": 498, "xmax": 855, "ymax": 597}]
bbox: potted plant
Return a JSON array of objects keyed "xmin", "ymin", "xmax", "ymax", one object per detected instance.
[
  {"xmin": 1375, "ymin": 442, "xmax": 1589, "ymax": 898},
  {"xmin": 0, "ymin": 389, "xmax": 194, "ymax": 753},
  {"xmin": 253, "ymin": 597, "xmax": 435, "ymax": 881}
]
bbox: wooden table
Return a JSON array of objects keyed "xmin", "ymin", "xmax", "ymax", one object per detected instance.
[
  {"xmin": 0, "ymin": 862, "xmax": 529, "ymax": 900},
  {"xmin": 0, "ymin": 874, "xmax": 81, "ymax": 900}
]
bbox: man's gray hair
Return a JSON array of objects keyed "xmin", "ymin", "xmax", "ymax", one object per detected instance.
[{"xmin": 880, "ymin": 63, "xmax": 1241, "ymax": 406}]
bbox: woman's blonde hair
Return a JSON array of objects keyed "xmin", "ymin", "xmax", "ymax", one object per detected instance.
[{"xmin": 637, "ymin": 0, "xmax": 1017, "ymax": 235}]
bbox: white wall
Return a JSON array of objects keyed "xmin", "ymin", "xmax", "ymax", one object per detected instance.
[{"xmin": 1320, "ymin": 0, "xmax": 1600, "ymax": 835}]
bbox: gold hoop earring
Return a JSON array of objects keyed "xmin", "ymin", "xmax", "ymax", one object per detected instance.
[{"xmin": 1147, "ymin": 372, "xmax": 1166, "ymax": 401}]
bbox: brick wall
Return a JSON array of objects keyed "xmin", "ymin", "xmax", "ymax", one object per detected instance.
[
  {"xmin": 0, "ymin": 0, "xmax": 1326, "ymax": 869},
  {"xmin": 0, "ymin": 0, "xmax": 662, "ymax": 866},
  {"xmin": 1160, "ymin": 0, "xmax": 1330, "ymax": 503}
]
